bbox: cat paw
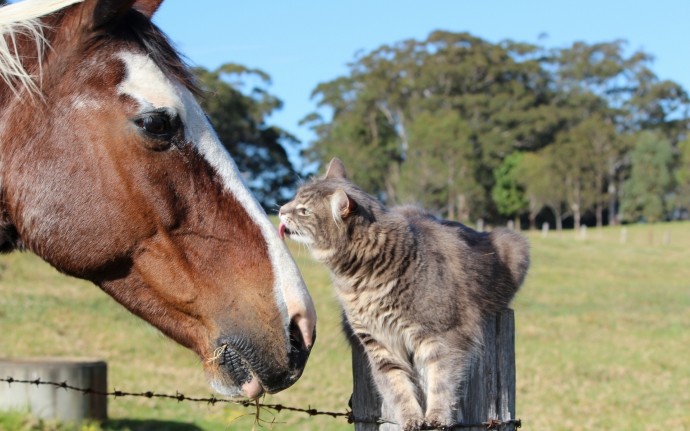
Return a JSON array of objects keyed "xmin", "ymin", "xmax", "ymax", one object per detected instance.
[
  {"xmin": 400, "ymin": 416, "xmax": 424, "ymax": 431},
  {"xmin": 424, "ymin": 410, "xmax": 454, "ymax": 429}
]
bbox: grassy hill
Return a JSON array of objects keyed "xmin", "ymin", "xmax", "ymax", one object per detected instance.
[{"xmin": 1, "ymin": 222, "xmax": 689, "ymax": 430}]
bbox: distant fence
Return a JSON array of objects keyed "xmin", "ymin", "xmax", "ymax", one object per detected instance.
[{"xmin": 1, "ymin": 310, "xmax": 519, "ymax": 430}]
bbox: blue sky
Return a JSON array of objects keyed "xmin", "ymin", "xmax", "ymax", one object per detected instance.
[{"xmin": 154, "ymin": 1, "xmax": 689, "ymax": 154}]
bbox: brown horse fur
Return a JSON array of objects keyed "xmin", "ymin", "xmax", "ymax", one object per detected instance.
[{"xmin": 0, "ymin": 0, "xmax": 315, "ymax": 398}]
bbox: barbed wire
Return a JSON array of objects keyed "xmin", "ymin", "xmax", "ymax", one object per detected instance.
[{"xmin": 1, "ymin": 377, "xmax": 521, "ymax": 430}]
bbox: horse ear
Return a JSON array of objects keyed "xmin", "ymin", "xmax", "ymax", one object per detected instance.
[
  {"xmin": 133, "ymin": 0, "xmax": 165, "ymax": 18},
  {"xmin": 90, "ymin": 0, "xmax": 137, "ymax": 29},
  {"xmin": 324, "ymin": 158, "xmax": 348, "ymax": 180},
  {"xmin": 88, "ymin": 0, "xmax": 162, "ymax": 30},
  {"xmin": 330, "ymin": 189, "xmax": 356, "ymax": 221}
]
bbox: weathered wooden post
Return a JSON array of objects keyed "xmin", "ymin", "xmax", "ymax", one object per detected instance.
[
  {"xmin": 0, "ymin": 357, "xmax": 107, "ymax": 422},
  {"xmin": 351, "ymin": 309, "xmax": 517, "ymax": 430}
]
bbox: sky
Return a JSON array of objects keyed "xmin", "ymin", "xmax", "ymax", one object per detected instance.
[{"xmin": 154, "ymin": 1, "xmax": 690, "ymax": 157}]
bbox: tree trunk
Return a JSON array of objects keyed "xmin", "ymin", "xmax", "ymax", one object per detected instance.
[
  {"xmin": 571, "ymin": 182, "xmax": 581, "ymax": 231},
  {"xmin": 457, "ymin": 194, "xmax": 470, "ymax": 222},
  {"xmin": 385, "ymin": 162, "xmax": 400, "ymax": 205},
  {"xmin": 555, "ymin": 208, "xmax": 563, "ymax": 231},
  {"xmin": 608, "ymin": 181, "xmax": 618, "ymax": 226},
  {"xmin": 595, "ymin": 202, "xmax": 602, "ymax": 228},
  {"xmin": 447, "ymin": 156, "xmax": 456, "ymax": 221},
  {"xmin": 529, "ymin": 214, "xmax": 536, "ymax": 230}
]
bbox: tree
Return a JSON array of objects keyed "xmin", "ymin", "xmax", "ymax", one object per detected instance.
[
  {"xmin": 304, "ymin": 31, "xmax": 554, "ymax": 220},
  {"xmin": 559, "ymin": 114, "xmax": 621, "ymax": 227},
  {"xmin": 399, "ymin": 110, "xmax": 482, "ymax": 220},
  {"xmin": 675, "ymin": 137, "xmax": 690, "ymax": 215},
  {"xmin": 194, "ymin": 64, "xmax": 299, "ymax": 210},
  {"xmin": 620, "ymin": 131, "xmax": 673, "ymax": 222},
  {"xmin": 492, "ymin": 153, "xmax": 528, "ymax": 226},
  {"xmin": 515, "ymin": 152, "xmax": 566, "ymax": 230},
  {"xmin": 303, "ymin": 32, "xmax": 690, "ymax": 226},
  {"xmin": 547, "ymin": 41, "xmax": 655, "ymax": 227}
]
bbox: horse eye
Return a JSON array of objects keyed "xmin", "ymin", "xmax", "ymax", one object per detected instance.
[
  {"xmin": 133, "ymin": 112, "xmax": 180, "ymax": 143},
  {"xmin": 141, "ymin": 115, "xmax": 168, "ymax": 135}
]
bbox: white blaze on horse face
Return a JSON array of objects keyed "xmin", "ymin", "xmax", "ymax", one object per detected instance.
[{"xmin": 116, "ymin": 52, "xmax": 316, "ymax": 392}]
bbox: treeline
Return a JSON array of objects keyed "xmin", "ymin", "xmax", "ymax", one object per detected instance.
[{"xmin": 300, "ymin": 31, "xmax": 690, "ymax": 229}]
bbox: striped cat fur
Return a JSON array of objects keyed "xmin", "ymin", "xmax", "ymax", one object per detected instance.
[{"xmin": 278, "ymin": 158, "xmax": 529, "ymax": 431}]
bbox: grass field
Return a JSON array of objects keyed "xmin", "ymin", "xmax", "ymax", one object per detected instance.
[{"xmin": 1, "ymin": 221, "xmax": 689, "ymax": 430}]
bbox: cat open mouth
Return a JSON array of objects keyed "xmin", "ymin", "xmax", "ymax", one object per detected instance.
[{"xmin": 278, "ymin": 222, "xmax": 294, "ymax": 240}]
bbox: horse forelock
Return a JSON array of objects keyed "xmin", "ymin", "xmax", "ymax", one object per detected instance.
[
  {"xmin": 0, "ymin": 0, "xmax": 199, "ymax": 99},
  {"xmin": 0, "ymin": 0, "xmax": 84, "ymax": 97}
]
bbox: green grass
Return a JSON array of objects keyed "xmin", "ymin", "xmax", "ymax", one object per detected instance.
[
  {"xmin": 1, "ymin": 222, "xmax": 689, "ymax": 430},
  {"xmin": 514, "ymin": 223, "xmax": 690, "ymax": 430}
]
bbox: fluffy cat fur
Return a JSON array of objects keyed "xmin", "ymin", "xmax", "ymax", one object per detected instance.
[{"xmin": 279, "ymin": 158, "xmax": 529, "ymax": 431}]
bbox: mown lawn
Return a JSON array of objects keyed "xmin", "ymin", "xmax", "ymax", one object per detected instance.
[{"xmin": 1, "ymin": 221, "xmax": 689, "ymax": 430}]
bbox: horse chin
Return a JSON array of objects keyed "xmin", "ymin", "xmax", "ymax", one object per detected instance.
[
  {"xmin": 206, "ymin": 337, "xmax": 274, "ymax": 399},
  {"xmin": 210, "ymin": 375, "xmax": 264, "ymax": 400},
  {"xmin": 241, "ymin": 377, "xmax": 265, "ymax": 399}
]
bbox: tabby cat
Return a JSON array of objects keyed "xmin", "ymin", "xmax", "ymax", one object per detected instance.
[{"xmin": 278, "ymin": 158, "xmax": 529, "ymax": 431}]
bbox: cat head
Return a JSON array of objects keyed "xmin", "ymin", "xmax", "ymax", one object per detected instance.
[{"xmin": 278, "ymin": 158, "xmax": 373, "ymax": 258}]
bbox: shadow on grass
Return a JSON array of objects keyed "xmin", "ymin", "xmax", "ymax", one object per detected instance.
[{"xmin": 103, "ymin": 419, "xmax": 203, "ymax": 431}]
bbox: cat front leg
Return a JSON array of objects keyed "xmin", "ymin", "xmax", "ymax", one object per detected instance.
[
  {"xmin": 416, "ymin": 340, "xmax": 468, "ymax": 429},
  {"xmin": 357, "ymin": 333, "xmax": 424, "ymax": 431}
]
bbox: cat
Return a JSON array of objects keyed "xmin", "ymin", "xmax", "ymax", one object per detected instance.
[{"xmin": 278, "ymin": 158, "xmax": 529, "ymax": 431}]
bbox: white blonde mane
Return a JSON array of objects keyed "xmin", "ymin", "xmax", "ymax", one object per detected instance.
[{"xmin": 0, "ymin": 0, "xmax": 83, "ymax": 96}]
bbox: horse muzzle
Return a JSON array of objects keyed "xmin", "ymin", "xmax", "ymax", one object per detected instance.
[{"xmin": 214, "ymin": 324, "xmax": 315, "ymax": 398}]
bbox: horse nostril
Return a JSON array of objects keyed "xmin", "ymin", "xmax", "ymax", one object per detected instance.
[
  {"xmin": 288, "ymin": 317, "xmax": 314, "ymax": 375},
  {"xmin": 289, "ymin": 319, "xmax": 305, "ymax": 352},
  {"xmin": 290, "ymin": 313, "xmax": 315, "ymax": 349}
]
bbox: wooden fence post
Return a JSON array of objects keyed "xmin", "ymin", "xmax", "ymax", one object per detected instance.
[
  {"xmin": 0, "ymin": 357, "xmax": 107, "ymax": 422},
  {"xmin": 351, "ymin": 309, "xmax": 516, "ymax": 430}
]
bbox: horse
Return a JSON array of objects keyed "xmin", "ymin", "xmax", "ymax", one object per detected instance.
[{"xmin": 0, "ymin": 0, "xmax": 316, "ymax": 399}]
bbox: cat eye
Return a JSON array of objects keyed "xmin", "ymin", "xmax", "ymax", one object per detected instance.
[{"xmin": 298, "ymin": 207, "xmax": 311, "ymax": 216}]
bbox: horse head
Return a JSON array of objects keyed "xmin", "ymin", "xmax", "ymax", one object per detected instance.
[{"xmin": 0, "ymin": 0, "xmax": 315, "ymax": 398}]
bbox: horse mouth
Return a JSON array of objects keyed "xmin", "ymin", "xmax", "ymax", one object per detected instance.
[
  {"xmin": 214, "ymin": 339, "xmax": 265, "ymax": 398},
  {"xmin": 219, "ymin": 347, "xmax": 253, "ymax": 385},
  {"xmin": 213, "ymin": 322, "xmax": 313, "ymax": 398}
]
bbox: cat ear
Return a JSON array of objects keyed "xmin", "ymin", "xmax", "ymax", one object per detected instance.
[
  {"xmin": 324, "ymin": 158, "xmax": 348, "ymax": 180},
  {"xmin": 331, "ymin": 189, "xmax": 356, "ymax": 220}
]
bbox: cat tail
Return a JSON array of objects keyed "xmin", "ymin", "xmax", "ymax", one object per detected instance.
[{"xmin": 490, "ymin": 228, "xmax": 530, "ymax": 288}]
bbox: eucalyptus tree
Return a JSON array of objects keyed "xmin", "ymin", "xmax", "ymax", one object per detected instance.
[
  {"xmin": 675, "ymin": 137, "xmax": 690, "ymax": 215},
  {"xmin": 620, "ymin": 131, "xmax": 674, "ymax": 222},
  {"xmin": 305, "ymin": 31, "xmax": 553, "ymax": 220},
  {"xmin": 515, "ymin": 152, "xmax": 567, "ymax": 230},
  {"xmin": 303, "ymin": 32, "xmax": 689, "ymax": 225}
]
